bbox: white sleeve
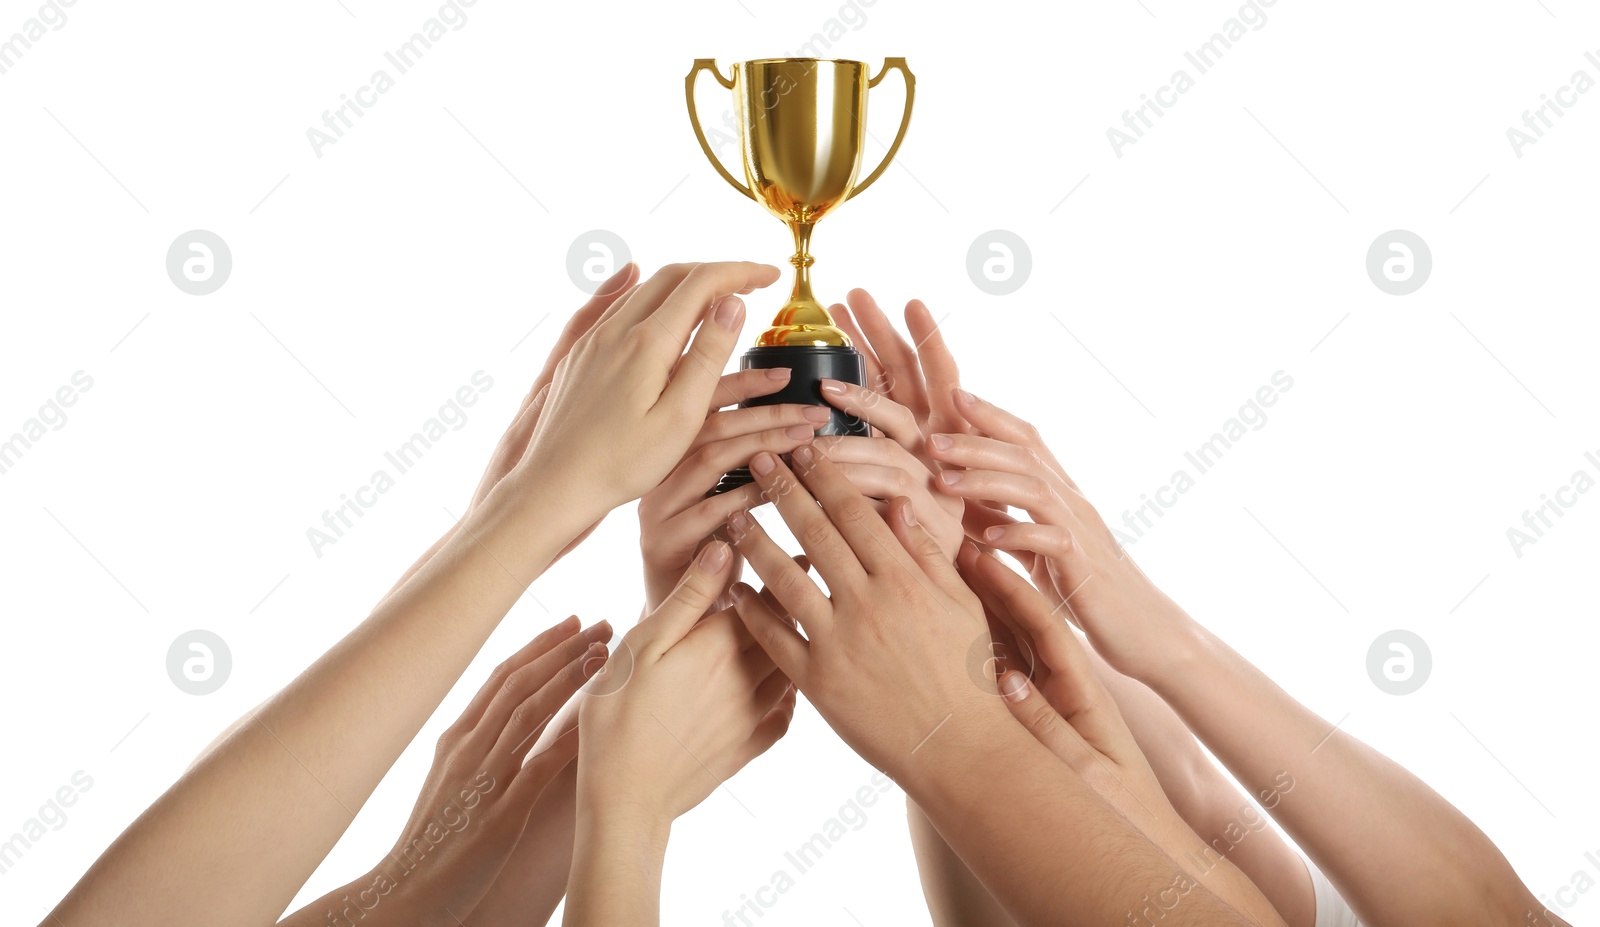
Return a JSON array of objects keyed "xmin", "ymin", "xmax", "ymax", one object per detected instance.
[{"xmin": 1303, "ymin": 857, "xmax": 1364, "ymax": 927}]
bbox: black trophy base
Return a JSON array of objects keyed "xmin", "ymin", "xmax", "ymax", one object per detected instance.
[{"xmin": 711, "ymin": 345, "xmax": 870, "ymax": 494}]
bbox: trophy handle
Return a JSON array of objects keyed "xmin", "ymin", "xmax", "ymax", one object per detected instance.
[
  {"xmin": 851, "ymin": 57, "xmax": 916, "ymax": 197},
  {"xmin": 685, "ymin": 59, "xmax": 756, "ymax": 202}
]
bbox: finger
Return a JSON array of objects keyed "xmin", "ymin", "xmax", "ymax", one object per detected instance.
[
  {"xmin": 998, "ymin": 670, "xmax": 1100, "ymax": 776},
  {"xmin": 950, "ymin": 388, "xmax": 1078, "ymax": 491},
  {"xmin": 654, "ymin": 426, "xmax": 818, "ymax": 516},
  {"xmin": 784, "ymin": 445, "xmax": 916, "ymax": 576},
  {"xmin": 971, "ymin": 552, "xmax": 1102, "ymax": 718},
  {"xmin": 735, "ymin": 681, "xmax": 797, "ymax": 769},
  {"xmin": 980, "ymin": 521, "xmax": 1078, "ymax": 566},
  {"xmin": 474, "ymin": 620, "xmax": 613, "ymax": 738},
  {"xmin": 936, "ymin": 468, "xmax": 1076, "ymax": 526},
  {"xmin": 814, "ymin": 434, "xmax": 934, "ymax": 480},
  {"xmin": 742, "ymin": 555, "xmax": 807, "ymax": 630},
  {"xmin": 817, "ymin": 380, "xmax": 924, "ymax": 453},
  {"xmin": 829, "ymin": 463, "xmax": 956, "ymax": 554},
  {"xmin": 706, "ymin": 366, "xmax": 793, "ymax": 413},
  {"xmin": 686, "ymin": 403, "xmax": 830, "ymax": 457},
  {"xmin": 636, "ymin": 540, "xmax": 738, "ymax": 653},
  {"xmin": 504, "ymin": 724, "xmax": 581, "ymax": 807},
  {"xmin": 731, "ymin": 583, "xmax": 811, "ymax": 685},
  {"xmin": 744, "ymin": 448, "xmax": 872, "ymax": 585},
  {"xmin": 450, "ymin": 615, "xmax": 580, "ymax": 734},
  {"xmin": 925, "ymin": 432, "xmax": 1046, "ymax": 477},
  {"xmin": 845, "ymin": 288, "xmax": 929, "ymax": 416},
  {"xmin": 647, "ymin": 261, "xmax": 781, "ymax": 370},
  {"xmin": 649, "ymin": 484, "xmax": 765, "ymax": 570},
  {"xmin": 491, "ymin": 643, "xmax": 607, "ymax": 768},
  {"xmin": 726, "ymin": 509, "xmax": 833, "ymax": 634},
  {"xmin": 885, "ymin": 496, "xmax": 967, "ymax": 599},
  {"xmin": 599, "ymin": 263, "xmax": 698, "ymax": 328},
  {"xmin": 832, "ymin": 302, "xmax": 885, "ymax": 390},
  {"xmin": 905, "ymin": 299, "xmax": 964, "ymax": 436},
  {"xmin": 541, "ymin": 263, "xmax": 641, "ymax": 386}
]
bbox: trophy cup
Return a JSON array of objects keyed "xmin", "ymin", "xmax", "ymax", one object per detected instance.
[{"xmin": 686, "ymin": 57, "xmax": 915, "ymax": 492}]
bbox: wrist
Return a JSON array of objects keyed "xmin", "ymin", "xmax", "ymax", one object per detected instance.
[
  {"xmin": 1140, "ymin": 617, "xmax": 1220, "ymax": 701},
  {"xmin": 574, "ymin": 796, "xmax": 672, "ymax": 860},
  {"xmin": 889, "ymin": 701, "xmax": 1028, "ymax": 800}
]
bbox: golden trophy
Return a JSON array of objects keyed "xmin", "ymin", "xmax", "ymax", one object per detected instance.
[{"xmin": 686, "ymin": 57, "xmax": 915, "ymax": 491}]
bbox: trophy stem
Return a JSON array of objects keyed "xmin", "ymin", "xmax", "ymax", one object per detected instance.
[{"xmin": 787, "ymin": 221, "xmax": 820, "ymax": 313}]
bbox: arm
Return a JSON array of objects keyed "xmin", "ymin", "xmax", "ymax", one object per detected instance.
[
  {"xmin": 725, "ymin": 445, "xmax": 1255, "ymax": 926},
  {"xmin": 278, "ymin": 626, "xmax": 601, "ymax": 927},
  {"xmin": 563, "ymin": 544, "xmax": 796, "ymax": 926},
  {"xmin": 933, "ymin": 386, "xmax": 1570, "ymax": 927},
  {"xmin": 45, "ymin": 261, "xmax": 781, "ymax": 927}
]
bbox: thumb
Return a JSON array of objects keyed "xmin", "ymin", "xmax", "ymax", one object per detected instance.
[{"xmin": 998, "ymin": 670, "xmax": 1098, "ymax": 777}]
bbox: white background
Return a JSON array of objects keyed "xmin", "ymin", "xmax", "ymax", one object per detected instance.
[{"xmin": 2, "ymin": 0, "xmax": 1598, "ymax": 924}]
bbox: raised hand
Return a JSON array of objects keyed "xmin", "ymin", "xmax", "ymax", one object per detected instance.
[
  {"xmin": 279, "ymin": 619, "xmax": 611, "ymax": 927},
  {"xmin": 564, "ymin": 543, "xmax": 796, "ymax": 927},
  {"xmin": 928, "ymin": 388, "xmax": 1198, "ymax": 682},
  {"xmin": 725, "ymin": 445, "xmax": 1002, "ymax": 776},
  {"xmin": 520, "ymin": 261, "xmax": 781, "ymax": 517},
  {"xmin": 963, "ymin": 549, "xmax": 1290, "ymax": 927},
  {"xmin": 637, "ymin": 367, "xmax": 827, "ymax": 609}
]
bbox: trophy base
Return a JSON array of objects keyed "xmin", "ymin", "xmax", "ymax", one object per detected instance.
[{"xmin": 712, "ymin": 345, "xmax": 870, "ymax": 494}]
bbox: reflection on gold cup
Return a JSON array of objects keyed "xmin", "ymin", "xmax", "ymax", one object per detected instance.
[{"xmin": 687, "ymin": 58, "xmax": 915, "ymax": 347}]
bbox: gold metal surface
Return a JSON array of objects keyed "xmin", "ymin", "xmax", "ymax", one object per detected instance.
[{"xmin": 687, "ymin": 57, "xmax": 915, "ymax": 347}]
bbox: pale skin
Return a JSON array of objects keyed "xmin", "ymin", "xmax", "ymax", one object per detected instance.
[
  {"xmin": 835, "ymin": 288, "xmax": 1320, "ymax": 927},
  {"xmin": 725, "ymin": 444, "xmax": 1258, "ymax": 927},
  {"xmin": 563, "ymin": 541, "xmax": 797, "ymax": 927},
  {"xmin": 278, "ymin": 623, "xmax": 605, "ymax": 927},
  {"xmin": 43, "ymin": 260, "xmax": 783, "ymax": 927},
  {"xmin": 923, "ymin": 371, "xmax": 1573, "ymax": 927}
]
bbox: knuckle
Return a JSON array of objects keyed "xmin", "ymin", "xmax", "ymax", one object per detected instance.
[{"xmin": 798, "ymin": 517, "xmax": 836, "ymax": 549}]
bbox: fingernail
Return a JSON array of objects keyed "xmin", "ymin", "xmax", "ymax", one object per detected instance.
[
  {"xmin": 713, "ymin": 295, "xmax": 745, "ymax": 331},
  {"xmin": 699, "ymin": 540, "xmax": 730, "ymax": 571},
  {"xmin": 785, "ymin": 423, "xmax": 816, "ymax": 440},
  {"xmin": 940, "ymin": 470, "xmax": 964, "ymax": 486},
  {"xmin": 984, "ymin": 526, "xmax": 1005, "ymax": 542},
  {"xmin": 751, "ymin": 452, "xmax": 776, "ymax": 476},
  {"xmin": 1000, "ymin": 671, "xmax": 1029, "ymax": 702},
  {"xmin": 792, "ymin": 445, "xmax": 816, "ymax": 467},
  {"xmin": 930, "ymin": 434, "xmax": 953, "ymax": 451},
  {"xmin": 585, "ymin": 619, "xmax": 613, "ymax": 639},
  {"xmin": 900, "ymin": 503, "xmax": 919, "ymax": 527},
  {"xmin": 802, "ymin": 405, "xmax": 833, "ymax": 424},
  {"xmin": 583, "ymin": 644, "xmax": 608, "ymax": 675},
  {"xmin": 953, "ymin": 387, "xmax": 975, "ymax": 406},
  {"xmin": 820, "ymin": 379, "xmax": 845, "ymax": 395},
  {"xmin": 727, "ymin": 511, "xmax": 753, "ymax": 539},
  {"xmin": 765, "ymin": 367, "xmax": 792, "ymax": 381}
]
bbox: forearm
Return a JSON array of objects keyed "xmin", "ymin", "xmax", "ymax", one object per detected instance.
[
  {"xmin": 906, "ymin": 798, "xmax": 1020, "ymax": 927},
  {"xmin": 1150, "ymin": 622, "xmax": 1538, "ymax": 927},
  {"xmin": 562, "ymin": 808, "xmax": 669, "ymax": 927},
  {"xmin": 49, "ymin": 477, "xmax": 599, "ymax": 927},
  {"xmin": 1090, "ymin": 648, "xmax": 1314, "ymax": 927},
  {"xmin": 278, "ymin": 866, "xmax": 431, "ymax": 927},
  {"xmin": 465, "ymin": 763, "xmax": 578, "ymax": 927},
  {"xmin": 903, "ymin": 721, "xmax": 1255, "ymax": 927}
]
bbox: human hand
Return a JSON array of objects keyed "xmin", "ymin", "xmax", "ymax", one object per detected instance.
[
  {"xmin": 726, "ymin": 445, "xmax": 1006, "ymax": 782},
  {"xmin": 927, "ymin": 389, "xmax": 1201, "ymax": 683},
  {"xmin": 576, "ymin": 541, "xmax": 796, "ymax": 828},
  {"xmin": 959, "ymin": 546, "xmax": 1171, "ymax": 824},
  {"xmin": 515, "ymin": 261, "xmax": 782, "ymax": 520},
  {"xmin": 636, "ymin": 368, "xmax": 829, "ymax": 610},
  {"xmin": 812, "ymin": 378, "xmax": 962, "ymax": 559},
  {"xmin": 371, "ymin": 618, "xmax": 611, "ymax": 924}
]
